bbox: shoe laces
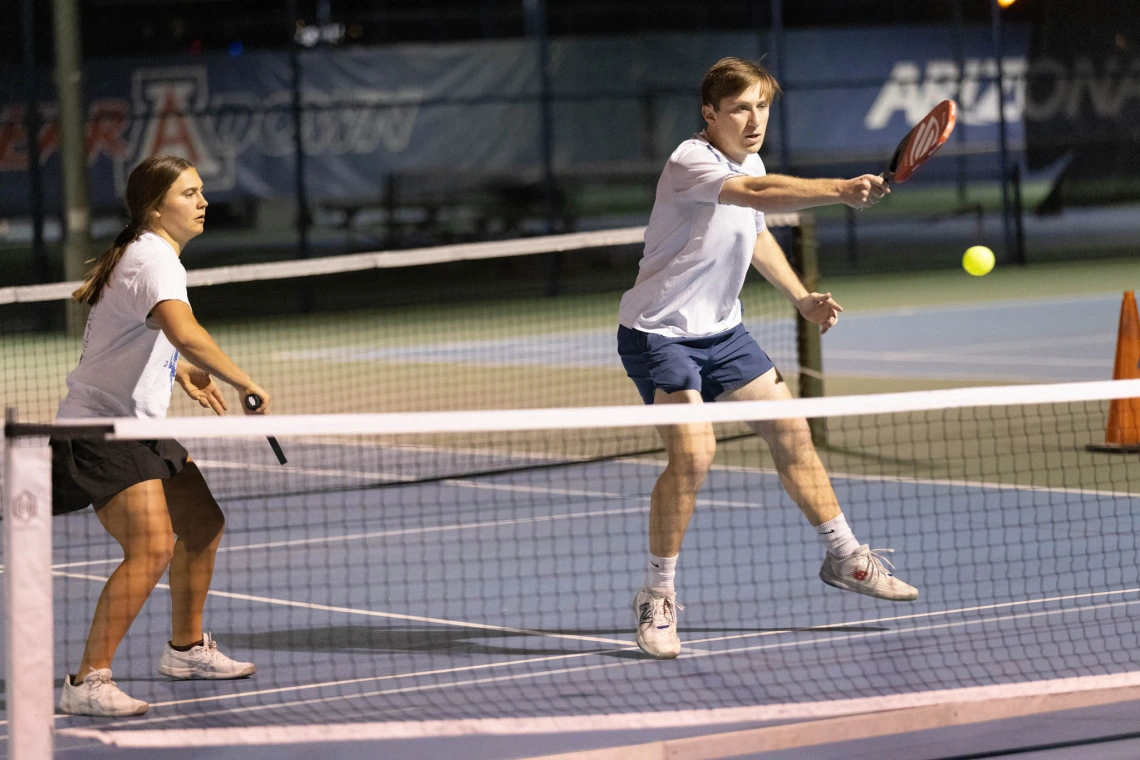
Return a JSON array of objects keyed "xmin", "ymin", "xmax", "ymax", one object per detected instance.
[
  {"xmin": 643, "ymin": 594, "xmax": 683, "ymax": 628},
  {"xmin": 862, "ymin": 548, "xmax": 897, "ymax": 577},
  {"xmin": 82, "ymin": 669, "xmax": 119, "ymax": 696},
  {"xmin": 198, "ymin": 634, "xmax": 222, "ymax": 662}
]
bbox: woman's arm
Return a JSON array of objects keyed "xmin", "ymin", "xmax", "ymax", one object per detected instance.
[{"xmin": 151, "ymin": 299, "xmax": 271, "ymax": 412}]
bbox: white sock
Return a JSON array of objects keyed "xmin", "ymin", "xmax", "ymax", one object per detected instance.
[
  {"xmin": 645, "ymin": 553, "xmax": 678, "ymax": 592},
  {"xmin": 816, "ymin": 514, "xmax": 860, "ymax": 559}
]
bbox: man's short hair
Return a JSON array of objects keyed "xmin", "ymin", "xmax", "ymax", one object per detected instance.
[{"xmin": 700, "ymin": 57, "xmax": 782, "ymax": 109}]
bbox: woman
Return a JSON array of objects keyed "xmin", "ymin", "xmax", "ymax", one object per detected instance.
[{"xmin": 53, "ymin": 155, "xmax": 271, "ymax": 717}]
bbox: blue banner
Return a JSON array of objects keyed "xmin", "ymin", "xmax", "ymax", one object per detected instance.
[{"xmin": 0, "ymin": 27, "xmax": 1034, "ymax": 215}]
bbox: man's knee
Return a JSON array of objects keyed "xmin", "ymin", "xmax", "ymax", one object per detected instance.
[
  {"xmin": 755, "ymin": 417, "xmax": 814, "ymax": 452},
  {"xmin": 667, "ymin": 439, "xmax": 716, "ymax": 487}
]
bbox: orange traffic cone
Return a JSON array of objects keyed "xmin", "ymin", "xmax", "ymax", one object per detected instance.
[{"xmin": 1087, "ymin": 291, "xmax": 1140, "ymax": 453}]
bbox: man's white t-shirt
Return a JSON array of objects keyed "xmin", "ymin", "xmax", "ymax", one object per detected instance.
[
  {"xmin": 618, "ymin": 133, "xmax": 766, "ymax": 338},
  {"xmin": 57, "ymin": 232, "xmax": 190, "ymax": 420}
]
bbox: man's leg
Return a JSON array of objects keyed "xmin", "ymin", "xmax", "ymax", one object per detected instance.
[
  {"xmin": 649, "ymin": 389, "xmax": 717, "ymax": 557},
  {"xmin": 719, "ymin": 369, "xmax": 917, "ymax": 601},
  {"xmin": 636, "ymin": 389, "xmax": 716, "ymax": 659},
  {"xmin": 718, "ymin": 369, "xmax": 839, "ymax": 527}
]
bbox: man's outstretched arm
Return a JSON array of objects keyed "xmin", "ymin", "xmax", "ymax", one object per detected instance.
[{"xmin": 721, "ymin": 173, "xmax": 888, "ymax": 213}]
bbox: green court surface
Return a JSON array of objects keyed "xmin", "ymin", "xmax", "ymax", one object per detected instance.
[{"xmin": 814, "ymin": 256, "xmax": 1135, "ymax": 312}]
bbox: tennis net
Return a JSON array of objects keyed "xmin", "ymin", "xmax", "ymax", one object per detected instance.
[
  {"xmin": 0, "ymin": 216, "xmax": 819, "ymax": 425},
  {"xmin": 4, "ymin": 379, "xmax": 1140, "ymax": 756}
]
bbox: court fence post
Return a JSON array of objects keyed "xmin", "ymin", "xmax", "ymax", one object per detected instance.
[{"xmin": 792, "ymin": 214, "xmax": 827, "ymax": 447}]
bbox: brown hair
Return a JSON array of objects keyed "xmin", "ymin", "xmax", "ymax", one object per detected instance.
[
  {"xmin": 700, "ymin": 57, "xmax": 782, "ymax": 109},
  {"xmin": 72, "ymin": 155, "xmax": 194, "ymax": 305}
]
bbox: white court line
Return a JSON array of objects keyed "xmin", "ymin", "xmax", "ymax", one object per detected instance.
[
  {"xmin": 617, "ymin": 458, "xmax": 1140, "ymax": 500},
  {"xmin": 210, "ymin": 447, "xmax": 1140, "ymax": 502},
  {"xmin": 58, "ymin": 649, "xmax": 630, "ymax": 730},
  {"xmin": 193, "ymin": 459, "xmax": 416, "ymax": 482},
  {"xmin": 824, "ymin": 349, "xmax": 1110, "ymax": 369},
  {"xmin": 54, "ymin": 594, "xmax": 1140, "ymax": 744},
  {"xmin": 44, "ymin": 587, "xmax": 1138, "ymax": 722},
  {"xmin": 52, "ymin": 478, "xmax": 758, "ymax": 571},
  {"xmin": 115, "ymin": 444, "xmax": 1132, "ymax": 576},
  {"xmin": 50, "ymin": 569, "xmax": 667, "ymax": 652},
  {"xmin": 208, "ymin": 420, "xmax": 1138, "ymax": 501},
  {"xmin": 444, "ymin": 479, "xmax": 757, "ymax": 509},
  {"xmin": 51, "ymin": 504, "xmax": 648, "ymax": 569},
  {"xmin": 685, "ymin": 586, "xmax": 1140, "ymax": 646},
  {"xmin": 68, "ymin": 652, "xmax": 650, "ymax": 733},
  {"xmin": 843, "ymin": 292, "xmax": 1120, "ymax": 319},
  {"xmin": 819, "ymin": 471, "xmax": 1140, "ymax": 501},
  {"xmin": 933, "ymin": 333, "xmax": 1116, "ymax": 356},
  {"xmin": 701, "ymin": 597, "xmax": 1140, "ymax": 660},
  {"xmin": 820, "ymin": 368, "xmax": 1102, "ymax": 383},
  {"xmin": 53, "ymin": 450, "xmax": 1131, "ymax": 570},
  {"xmin": 195, "ymin": 459, "xmax": 640, "ymax": 497}
]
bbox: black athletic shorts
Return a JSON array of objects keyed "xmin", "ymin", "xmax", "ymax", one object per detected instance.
[{"xmin": 51, "ymin": 437, "xmax": 188, "ymax": 515}]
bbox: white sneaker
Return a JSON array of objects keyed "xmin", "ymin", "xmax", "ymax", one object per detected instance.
[
  {"xmin": 634, "ymin": 587, "xmax": 682, "ymax": 659},
  {"xmin": 58, "ymin": 669, "xmax": 148, "ymax": 717},
  {"xmin": 820, "ymin": 545, "xmax": 918, "ymax": 601},
  {"xmin": 158, "ymin": 632, "xmax": 256, "ymax": 680}
]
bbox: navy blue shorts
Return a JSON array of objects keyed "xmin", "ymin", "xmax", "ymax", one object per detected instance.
[{"xmin": 617, "ymin": 323, "xmax": 775, "ymax": 405}]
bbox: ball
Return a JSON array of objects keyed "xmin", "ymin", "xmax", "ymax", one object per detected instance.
[{"xmin": 962, "ymin": 245, "xmax": 995, "ymax": 276}]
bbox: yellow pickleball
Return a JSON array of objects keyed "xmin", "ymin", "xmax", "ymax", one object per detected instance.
[{"xmin": 962, "ymin": 245, "xmax": 995, "ymax": 276}]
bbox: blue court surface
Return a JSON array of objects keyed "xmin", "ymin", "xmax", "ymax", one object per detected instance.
[
  {"xmin": 4, "ymin": 288, "xmax": 1135, "ymax": 758},
  {"xmin": 275, "ymin": 292, "xmax": 1120, "ymax": 384},
  {"xmin": 821, "ymin": 293, "xmax": 1120, "ymax": 383},
  {"xmin": 29, "ymin": 436, "xmax": 1140, "ymax": 759}
]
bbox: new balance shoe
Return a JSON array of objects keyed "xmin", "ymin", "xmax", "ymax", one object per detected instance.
[
  {"xmin": 819, "ymin": 545, "xmax": 918, "ymax": 601},
  {"xmin": 158, "ymin": 632, "xmax": 256, "ymax": 680},
  {"xmin": 58, "ymin": 669, "xmax": 148, "ymax": 717},
  {"xmin": 633, "ymin": 587, "xmax": 682, "ymax": 659}
]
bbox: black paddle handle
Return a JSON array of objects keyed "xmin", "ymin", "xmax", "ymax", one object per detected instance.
[{"xmin": 244, "ymin": 393, "xmax": 287, "ymax": 465}]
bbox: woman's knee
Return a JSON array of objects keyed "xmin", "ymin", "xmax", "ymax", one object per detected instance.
[
  {"xmin": 123, "ymin": 534, "xmax": 176, "ymax": 578},
  {"xmin": 179, "ymin": 507, "xmax": 225, "ymax": 552},
  {"xmin": 165, "ymin": 464, "xmax": 225, "ymax": 548}
]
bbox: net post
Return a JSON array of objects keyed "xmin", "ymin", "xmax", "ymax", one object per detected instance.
[
  {"xmin": 791, "ymin": 214, "xmax": 827, "ymax": 446},
  {"xmin": 3, "ymin": 408, "xmax": 54, "ymax": 760}
]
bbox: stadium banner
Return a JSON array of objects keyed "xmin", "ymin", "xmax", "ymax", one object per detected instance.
[{"xmin": 0, "ymin": 26, "xmax": 1030, "ymax": 214}]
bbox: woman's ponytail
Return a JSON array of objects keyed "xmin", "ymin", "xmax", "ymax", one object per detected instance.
[
  {"xmin": 71, "ymin": 223, "xmax": 141, "ymax": 305},
  {"xmin": 70, "ymin": 155, "xmax": 193, "ymax": 305}
]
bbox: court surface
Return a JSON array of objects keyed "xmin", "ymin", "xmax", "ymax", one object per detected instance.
[
  {"xmin": 275, "ymin": 291, "xmax": 1120, "ymax": 383},
  {"xmin": 4, "ymin": 286, "xmax": 1137, "ymax": 759},
  {"xmin": 32, "ymin": 436, "xmax": 1140, "ymax": 758}
]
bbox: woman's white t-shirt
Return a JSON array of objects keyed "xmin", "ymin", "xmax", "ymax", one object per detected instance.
[
  {"xmin": 57, "ymin": 232, "xmax": 190, "ymax": 420},
  {"xmin": 618, "ymin": 133, "xmax": 767, "ymax": 338}
]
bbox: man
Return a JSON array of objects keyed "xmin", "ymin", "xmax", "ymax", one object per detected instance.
[{"xmin": 617, "ymin": 57, "xmax": 917, "ymax": 660}]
